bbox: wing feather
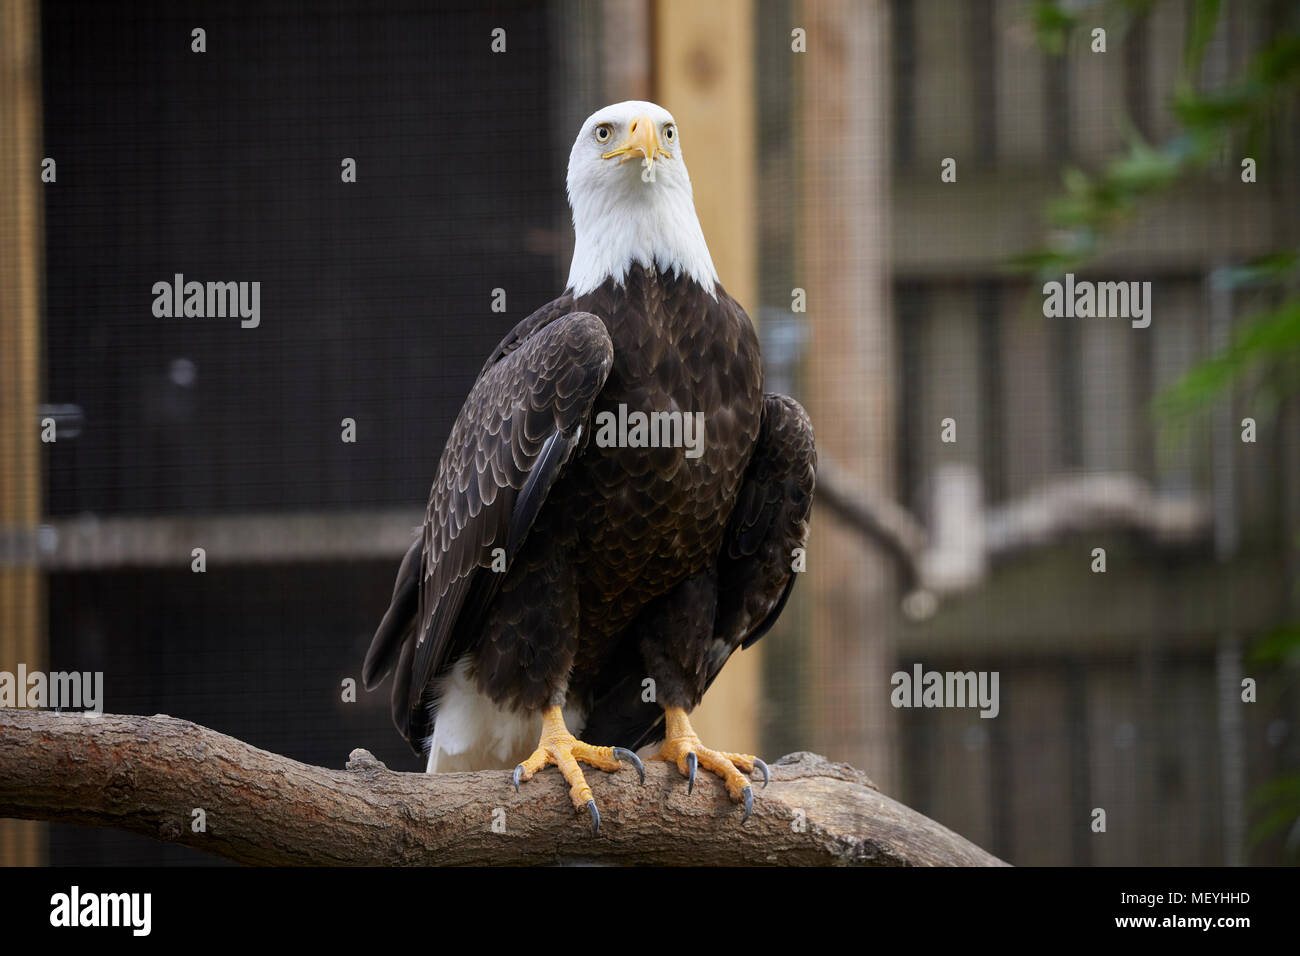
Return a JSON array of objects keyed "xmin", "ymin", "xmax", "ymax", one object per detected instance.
[
  {"xmin": 362, "ymin": 535, "xmax": 422, "ymax": 689},
  {"xmin": 364, "ymin": 305, "xmax": 613, "ymax": 753},
  {"xmin": 713, "ymin": 393, "xmax": 817, "ymax": 657}
]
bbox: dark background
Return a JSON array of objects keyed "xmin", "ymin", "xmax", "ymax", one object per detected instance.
[{"xmin": 41, "ymin": 0, "xmax": 566, "ymax": 863}]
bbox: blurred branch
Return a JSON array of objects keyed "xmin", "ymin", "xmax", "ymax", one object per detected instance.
[
  {"xmin": 0, "ymin": 710, "xmax": 1006, "ymax": 866},
  {"xmin": 984, "ymin": 472, "xmax": 1210, "ymax": 554},
  {"xmin": 816, "ymin": 457, "xmax": 1211, "ymax": 610}
]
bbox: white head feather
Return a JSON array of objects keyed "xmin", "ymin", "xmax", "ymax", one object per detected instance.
[{"xmin": 565, "ymin": 101, "xmax": 719, "ymax": 299}]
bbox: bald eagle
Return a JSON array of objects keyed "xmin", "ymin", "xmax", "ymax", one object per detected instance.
[{"xmin": 364, "ymin": 101, "xmax": 816, "ymax": 831}]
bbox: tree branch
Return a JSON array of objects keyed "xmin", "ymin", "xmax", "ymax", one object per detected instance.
[{"xmin": 0, "ymin": 710, "xmax": 1004, "ymax": 866}]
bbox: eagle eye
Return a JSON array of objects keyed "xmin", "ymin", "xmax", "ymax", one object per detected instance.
[
  {"xmin": 594, "ymin": 124, "xmax": 612, "ymax": 144},
  {"xmin": 663, "ymin": 124, "xmax": 676, "ymax": 142}
]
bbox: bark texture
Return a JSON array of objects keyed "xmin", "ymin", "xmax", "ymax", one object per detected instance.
[{"xmin": 0, "ymin": 710, "xmax": 1005, "ymax": 866}]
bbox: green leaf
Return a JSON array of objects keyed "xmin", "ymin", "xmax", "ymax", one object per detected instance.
[
  {"xmin": 1156, "ymin": 298, "xmax": 1300, "ymax": 420},
  {"xmin": 1219, "ymin": 251, "xmax": 1300, "ymax": 290},
  {"xmin": 1032, "ymin": 1, "xmax": 1076, "ymax": 55},
  {"xmin": 1247, "ymin": 799, "xmax": 1300, "ymax": 853},
  {"xmin": 1250, "ymin": 773, "xmax": 1300, "ymax": 808},
  {"xmin": 1108, "ymin": 143, "xmax": 1184, "ymax": 190},
  {"xmin": 1248, "ymin": 624, "xmax": 1300, "ymax": 666},
  {"xmin": 1184, "ymin": 0, "xmax": 1223, "ymax": 74}
]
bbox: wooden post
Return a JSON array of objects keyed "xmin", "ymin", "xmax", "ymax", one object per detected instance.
[
  {"xmin": 0, "ymin": 0, "xmax": 47, "ymax": 865},
  {"xmin": 798, "ymin": 0, "xmax": 898, "ymax": 789},
  {"xmin": 602, "ymin": 0, "xmax": 652, "ymax": 103},
  {"xmin": 652, "ymin": 0, "xmax": 761, "ymax": 754}
]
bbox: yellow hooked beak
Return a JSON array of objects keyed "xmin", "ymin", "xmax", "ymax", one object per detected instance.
[{"xmin": 602, "ymin": 114, "xmax": 671, "ymax": 171}]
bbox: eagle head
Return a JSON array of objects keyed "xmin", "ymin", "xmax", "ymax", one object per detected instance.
[{"xmin": 565, "ymin": 101, "xmax": 719, "ymax": 299}]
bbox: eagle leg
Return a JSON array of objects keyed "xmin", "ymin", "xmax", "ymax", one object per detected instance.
[
  {"xmin": 653, "ymin": 705, "xmax": 769, "ymax": 823},
  {"xmin": 511, "ymin": 705, "xmax": 645, "ymax": 835}
]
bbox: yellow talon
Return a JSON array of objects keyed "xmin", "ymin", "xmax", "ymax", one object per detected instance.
[
  {"xmin": 511, "ymin": 706, "xmax": 644, "ymax": 834},
  {"xmin": 654, "ymin": 706, "xmax": 769, "ymax": 821}
]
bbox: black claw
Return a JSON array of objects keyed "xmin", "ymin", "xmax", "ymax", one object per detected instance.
[
  {"xmin": 587, "ymin": 798, "xmax": 600, "ymax": 835},
  {"xmin": 512, "ymin": 765, "xmax": 523, "ymax": 792},
  {"xmin": 686, "ymin": 751, "xmax": 698, "ymax": 795},
  {"xmin": 741, "ymin": 785, "xmax": 754, "ymax": 824},
  {"xmin": 613, "ymin": 747, "xmax": 646, "ymax": 784},
  {"xmin": 753, "ymin": 757, "xmax": 770, "ymax": 789}
]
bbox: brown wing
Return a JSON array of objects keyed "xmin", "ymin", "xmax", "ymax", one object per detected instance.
[{"xmin": 363, "ymin": 306, "xmax": 612, "ymax": 753}]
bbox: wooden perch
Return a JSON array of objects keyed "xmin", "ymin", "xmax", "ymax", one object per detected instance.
[{"xmin": 0, "ymin": 710, "xmax": 1004, "ymax": 866}]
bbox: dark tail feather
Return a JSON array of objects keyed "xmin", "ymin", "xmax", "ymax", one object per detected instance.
[
  {"xmin": 391, "ymin": 632, "xmax": 417, "ymax": 747},
  {"xmin": 363, "ymin": 536, "xmax": 422, "ymax": 690}
]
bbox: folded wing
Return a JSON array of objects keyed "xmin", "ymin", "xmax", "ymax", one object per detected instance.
[{"xmin": 363, "ymin": 309, "xmax": 613, "ymax": 753}]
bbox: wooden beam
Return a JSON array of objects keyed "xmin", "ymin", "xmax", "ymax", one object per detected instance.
[
  {"xmin": 0, "ymin": 0, "xmax": 46, "ymax": 866},
  {"xmin": 798, "ymin": 0, "xmax": 899, "ymax": 789},
  {"xmin": 653, "ymin": 0, "xmax": 762, "ymax": 756},
  {"xmin": 892, "ymin": 174, "xmax": 1278, "ymax": 278},
  {"xmin": 602, "ymin": 0, "xmax": 652, "ymax": 102},
  {"xmin": 0, "ymin": 510, "xmax": 424, "ymax": 569}
]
